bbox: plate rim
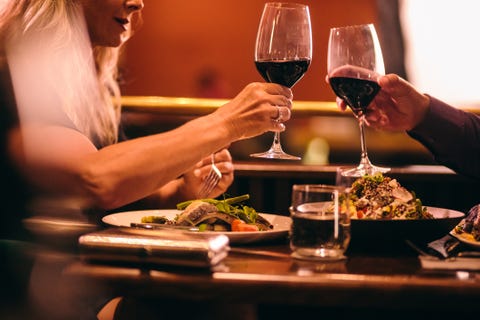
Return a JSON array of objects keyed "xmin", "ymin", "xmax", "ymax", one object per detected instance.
[{"xmin": 350, "ymin": 206, "xmax": 465, "ymax": 222}]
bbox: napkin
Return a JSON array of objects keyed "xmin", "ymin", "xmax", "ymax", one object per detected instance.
[
  {"xmin": 78, "ymin": 227, "xmax": 230, "ymax": 269},
  {"xmin": 417, "ymin": 234, "xmax": 480, "ymax": 270},
  {"xmin": 417, "ymin": 204, "xmax": 480, "ymax": 270},
  {"xmin": 427, "ymin": 234, "xmax": 463, "ymax": 258},
  {"xmin": 419, "ymin": 255, "xmax": 480, "ymax": 270}
]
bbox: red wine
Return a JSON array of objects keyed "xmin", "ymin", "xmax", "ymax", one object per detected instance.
[
  {"xmin": 255, "ymin": 59, "xmax": 310, "ymax": 88},
  {"xmin": 329, "ymin": 77, "xmax": 380, "ymax": 115}
]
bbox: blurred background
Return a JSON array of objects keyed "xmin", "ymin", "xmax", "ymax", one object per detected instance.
[
  {"xmin": 120, "ymin": 0, "xmax": 382, "ymax": 100},
  {"xmin": 118, "ymin": 0, "xmax": 479, "ymax": 166}
]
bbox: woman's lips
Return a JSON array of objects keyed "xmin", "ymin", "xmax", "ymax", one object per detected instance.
[{"xmin": 114, "ymin": 17, "xmax": 129, "ymax": 31}]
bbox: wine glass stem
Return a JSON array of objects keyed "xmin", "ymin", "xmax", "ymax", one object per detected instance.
[
  {"xmin": 358, "ymin": 116, "xmax": 373, "ymax": 168},
  {"xmin": 270, "ymin": 132, "xmax": 284, "ymax": 152}
]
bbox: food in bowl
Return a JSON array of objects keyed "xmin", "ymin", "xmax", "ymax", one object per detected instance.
[
  {"xmin": 141, "ymin": 194, "xmax": 273, "ymax": 232},
  {"xmin": 344, "ymin": 173, "xmax": 433, "ymax": 220},
  {"xmin": 454, "ymin": 204, "xmax": 480, "ymax": 241}
]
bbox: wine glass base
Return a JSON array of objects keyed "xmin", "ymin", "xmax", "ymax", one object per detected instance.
[
  {"xmin": 250, "ymin": 150, "xmax": 301, "ymax": 160},
  {"xmin": 340, "ymin": 164, "xmax": 390, "ymax": 178}
]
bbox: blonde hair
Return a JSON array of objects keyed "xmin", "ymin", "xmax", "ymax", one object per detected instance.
[{"xmin": 1, "ymin": 0, "xmax": 128, "ymax": 147}]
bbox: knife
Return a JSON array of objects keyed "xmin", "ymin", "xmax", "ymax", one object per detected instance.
[
  {"xmin": 457, "ymin": 251, "xmax": 480, "ymax": 258},
  {"xmin": 130, "ymin": 222, "xmax": 199, "ymax": 232}
]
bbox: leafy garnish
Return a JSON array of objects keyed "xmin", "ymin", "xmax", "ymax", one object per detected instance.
[
  {"xmin": 141, "ymin": 215, "xmax": 169, "ymax": 224},
  {"xmin": 176, "ymin": 194, "xmax": 259, "ymax": 223}
]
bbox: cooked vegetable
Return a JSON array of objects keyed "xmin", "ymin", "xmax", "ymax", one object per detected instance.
[
  {"xmin": 454, "ymin": 205, "xmax": 480, "ymax": 240},
  {"xmin": 141, "ymin": 215, "xmax": 170, "ymax": 224},
  {"xmin": 231, "ymin": 219, "xmax": 259, "ymax": 232},
  {"xmin": 345, "ymin": 173, "xmax": 432, "ymax": 220},
  {"xmin": 142, "ymin": 194, "xmax": 273, "ymax": 232}
]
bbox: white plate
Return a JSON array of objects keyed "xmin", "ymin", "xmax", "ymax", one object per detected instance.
[{"xmin": 102, "ymin": 210, "xmax": 291, "ymax": 245}]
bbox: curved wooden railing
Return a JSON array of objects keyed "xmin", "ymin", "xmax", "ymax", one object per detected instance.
[
  {"xmin": 120, "ymin": 96, "xmax": 345, "ymax": 117},
  {"xmin": 120, "ymin": 95, "xmax": 480, "ymax": 117}
]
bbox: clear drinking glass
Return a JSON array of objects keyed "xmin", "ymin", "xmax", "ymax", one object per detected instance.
[
  {"xmin": 250, "ymin": 2, "xmax": 312, "ymax": 160},
  {"xmin": 289, "ymin": 184, "xmax": 351, "ymax": 261},
  {"xmin": 327, "ymin": 24, "xmax": 390, "ymax": 176},
  {"xmin": 335, "ymin": 166, "xmax": 358, "ymax": 189}
]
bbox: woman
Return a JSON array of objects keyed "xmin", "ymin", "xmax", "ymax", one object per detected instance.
[
  {"xmin": 0, "ymin": 1, "xmax": 293, "ymax": 318},
  {"xmin": 0, "ymin": 0, "xmax": 293, "ymax": 217}
]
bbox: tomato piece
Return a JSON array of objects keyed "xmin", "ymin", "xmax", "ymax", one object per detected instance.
[
  {"xmin": 236, "ymin": 223, "xmax": 259, "ymax": 232},
  {"xmin": 356, "ymin": 209, "xmax": 365, "ymax": 219},
  {"xmin": 231, "ymin": 219, "xmax": 259, "ymax": 232},
  {"xmin": 231, "ymin": 219, "xmax": 244, "ymax": 232}
]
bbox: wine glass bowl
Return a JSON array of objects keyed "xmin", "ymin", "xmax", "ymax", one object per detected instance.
[
  {"xmin": 250, "ymin": 2, "xmax": 312, "ymax": 160},
  {"xmin": 327, "ymin": 24, "xmax": 390, "ymax": 177}
]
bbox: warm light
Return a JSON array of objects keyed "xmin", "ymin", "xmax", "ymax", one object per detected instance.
[{"xmin": 401, "ymin": 0, "xmax": 480, "ymax": 107}]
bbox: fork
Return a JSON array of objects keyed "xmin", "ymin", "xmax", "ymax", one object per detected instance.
[{"xmin": 197, "ymin": 154, "xmax": 222, "ymax": 198}]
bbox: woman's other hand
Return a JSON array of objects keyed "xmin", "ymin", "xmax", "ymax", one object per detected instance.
[{"xmin": 183, "ymin": 148, "xmax": 234, "ymax": 199}]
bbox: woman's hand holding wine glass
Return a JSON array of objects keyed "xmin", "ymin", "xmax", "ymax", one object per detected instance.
[{"xmin": 250, "ymin": 2, "xmax": 312, "ymax": 160}]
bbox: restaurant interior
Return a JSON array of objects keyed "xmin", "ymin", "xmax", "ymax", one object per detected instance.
[
  {"xmin": 119, "ymin": 0, "xmax": 480, "ymax": 213},
  {"xmin": 2, "ymin": 1, "xmax": 480, "ymax": 319}
]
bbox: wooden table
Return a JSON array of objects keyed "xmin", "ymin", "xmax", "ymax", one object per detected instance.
[
  {"xmin": 20, "ymin": 162, "xmax": 480, "ymax": 318},
  {"xmin": 62, "ymin": 239, "xmax": 480, "ymax": 319}
]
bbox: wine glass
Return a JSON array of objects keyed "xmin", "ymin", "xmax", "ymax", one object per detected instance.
[
  {"xmin": 327, "ymin": 23, "xmax": 390, "ymax": 176},
  {"xmin": 250, "ymin": 2, "xmax": 312, "ymax": 160}
]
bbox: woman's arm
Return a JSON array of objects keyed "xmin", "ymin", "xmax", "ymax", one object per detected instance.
[{"xmin": 10, "ymin": 82, "xmax": 292, "ymax": 210}]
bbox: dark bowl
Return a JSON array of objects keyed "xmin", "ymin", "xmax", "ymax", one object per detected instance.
[{"xmin": 347, "ymin": 206, "xmax": 465, "ymax": 254}]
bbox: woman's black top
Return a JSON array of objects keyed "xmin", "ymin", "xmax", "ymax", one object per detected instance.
[{"xmin": 0, "ymin": 63, "xmax": 32, "ymax": 241}]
